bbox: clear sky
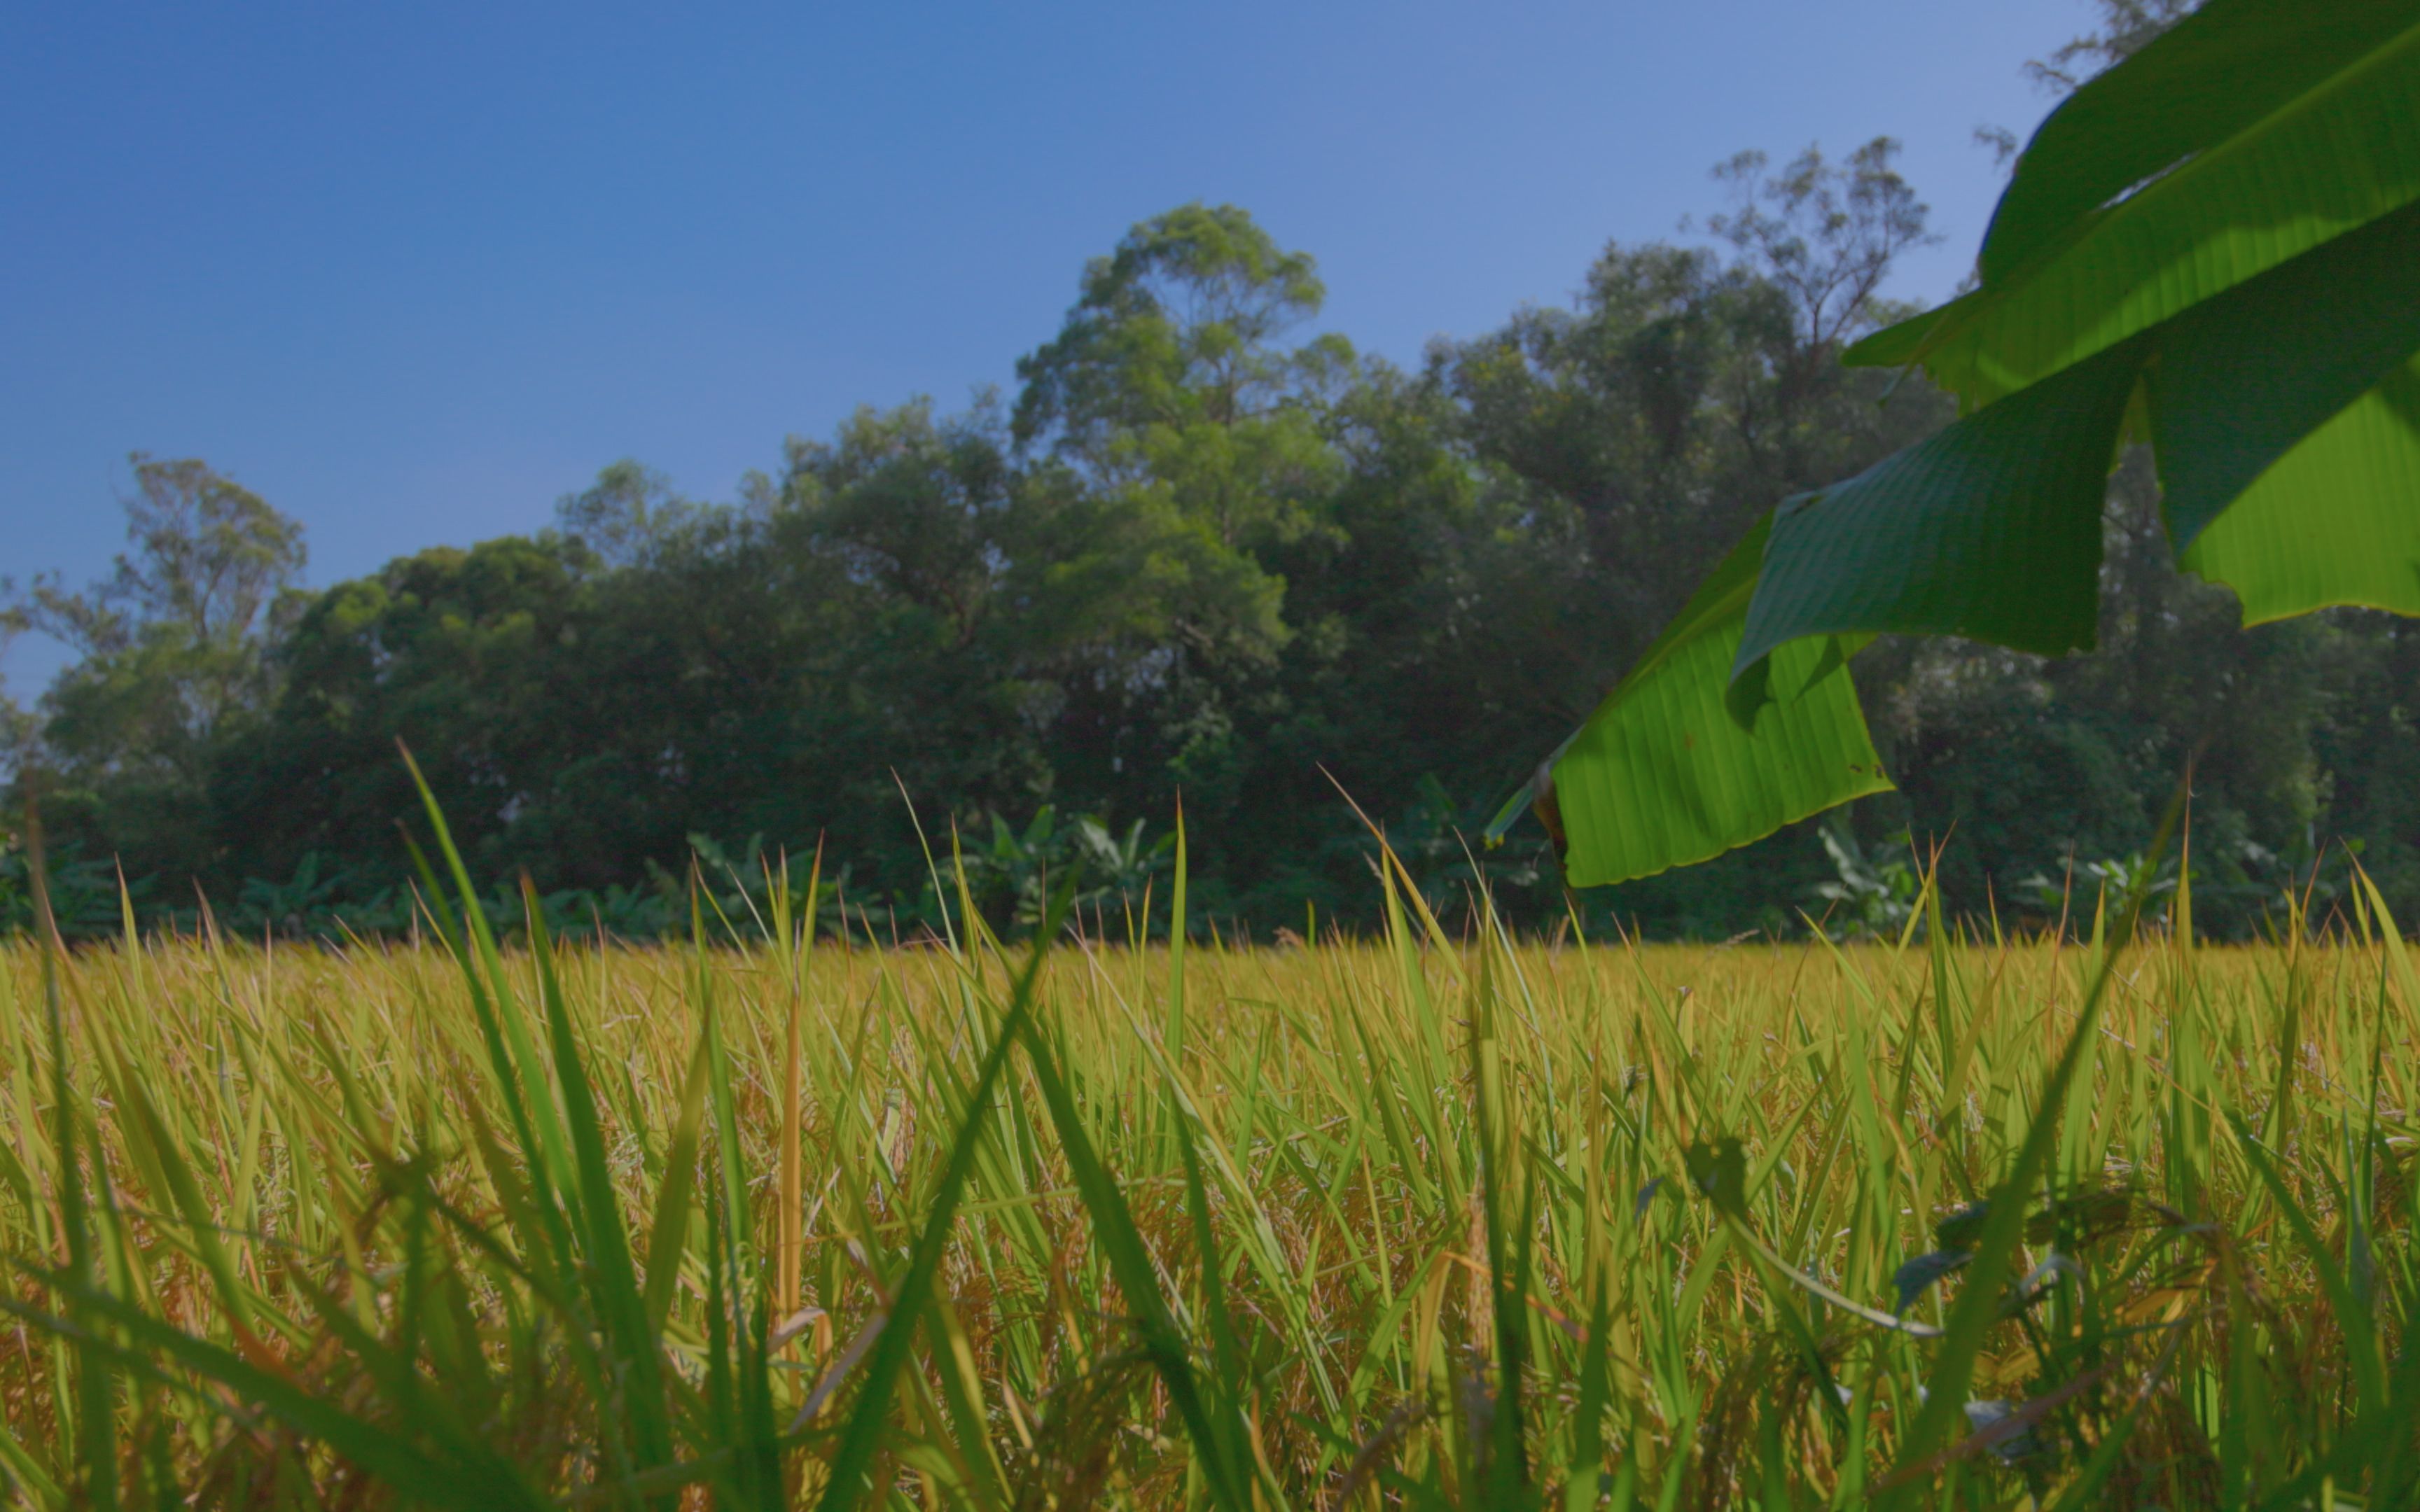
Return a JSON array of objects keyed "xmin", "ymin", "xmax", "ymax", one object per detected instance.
[{"xmin": 2, "ymin": 0, "xmax": 2094, "ymax": 697}]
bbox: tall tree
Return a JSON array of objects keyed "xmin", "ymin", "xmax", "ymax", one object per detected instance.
[
  {"xmin": 1005, "ymin": 206, "xmax": 1348, "ymax": 843},
  {"xmin": 8, "ymin": 454, "xmax": 305, "ymax": 878},
  {"xmin": 1446, "ymin": 142, "xmax": 1951, "ymax": 716},
  {"xmin": 553, "ymin": 459, "xmax": 702, "ymax": 569}
]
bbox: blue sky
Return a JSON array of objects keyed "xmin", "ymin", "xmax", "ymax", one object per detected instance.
[{"xmin": 3, "ymin": 0, "xmax": 2092, "ymax": 697}]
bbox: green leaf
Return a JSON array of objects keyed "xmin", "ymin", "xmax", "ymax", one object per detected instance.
[
  {"xmin": 1524, "ymin": 514, "xmax": 1891, "ymax": 888},
  {"xmin": 2149, "ymin": 198, "xmax": 2420, "ymax": 554},
  {"xmin": 1736, "ymin": 335, "xmax": 2146, "ymax": 678},
  {"xmin": 1849, "ymin": 10, "xmax": 2420, "ymax": 407},
  {"xmin": 1638, "ymin": 192, "xmax": 2412, "ymax": 876},
  {"xmin": 1509, "ymin": 2, "xmax": 2420, "ymax": 889},
  {"xmin": 2178, "ymin": 358, "xmax": 2420, "ymax": 622},
  {"xmin": 1976, "ymin": 0, "xmax": 2420, "ymax": 286}
]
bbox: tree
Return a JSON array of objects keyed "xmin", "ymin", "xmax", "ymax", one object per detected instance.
[
  {"xmin": 15, "ymin": 454, "xmax": 305, "ymax": 720},
  {"xmin": 784, "ymin": 398, "xmax": 1015, "ymax": 650},
  {"xmin": 218, "ymin": 533, "xmax": 604, "ymax": 886},
  {"xmin": 999, "ymin": 206, "xmax": 1351, "ymax": 859},
  {"xmin": 553, "ymin": 459, "xmax": 702, "ymax": 569},
  {"xmin": 88, "ymin": 192, "xmax": 1961, "ymax": 932},
  {"xmin": 6, "ymin": 454, "xmax": 306, "ymax": 879},
  {"xmin": 0, "ymin": 610, "xmax": 31, "ymax": 777},
  {"xmin": 1445, "ymin": 211, "xmax": 1949, "ymax": 686},
  {"xmin": 1015, "ymin": 207, "xmax": 1340, "ymax": 451},
  {"xmin": 1015, "ymin": 202, "xmax": 1349, "ymax": 557},
  {"xmin": 1702, "ymin": 139, "xmax": 1936, "ymax": 360}
]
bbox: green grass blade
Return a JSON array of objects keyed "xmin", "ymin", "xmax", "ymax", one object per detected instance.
[
  {"xmin": 2234, "ymin": 1117, "xmax": 2387, "ymax": 1415},
  {"xmin": 1015, "ymin": 1013, "xmax": 1256, "ymax": 1512},
  {"xmin": 524, "ymin": 877, "xmax": 677, "ymax": 1497},
  {"xmin": 1876, "ymin": 784, "xmax": 2187, "ymax": 1505},
  {"xmin": 31, "ymin": 819, "xmax": 116, "ymax": 1512},
  {"xmin": 814, "ymin": 903, "xmax": 1059, "ymax": 1511},
  {"xmin": 396, "ymin": 786, "xmax": 576, "ymax": 1277},
  {"xmin": 10, "ymin": 1280, "xmax": 550, "ymax": 1512},
  {"xmin": 644, "ymin": 1030, "xmax": 714, "ymax": 1336},
  {"xmin": 1174, "ymin": 1087, "xmax": 1260, "ymax": 1504}
]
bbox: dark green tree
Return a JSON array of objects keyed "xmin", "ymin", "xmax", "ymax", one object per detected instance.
[{"xmin": 7, "ymin": 454, "xmax": 306, "ymax": 880}]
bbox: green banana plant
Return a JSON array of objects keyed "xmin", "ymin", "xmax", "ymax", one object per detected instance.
[{"xmin": 1491, "ymin": 0, "xmax": 2420, "ymax": 888}]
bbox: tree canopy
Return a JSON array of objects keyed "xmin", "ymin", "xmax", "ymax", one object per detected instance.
[{"xmin": 9, "ymin": 2, "xmax": 2417, "ymax": 941}]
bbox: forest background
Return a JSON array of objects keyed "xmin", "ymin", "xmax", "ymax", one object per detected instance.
[{"xmin": 6, "ymin": 0, "xmax": 2413, "ymax": 944}]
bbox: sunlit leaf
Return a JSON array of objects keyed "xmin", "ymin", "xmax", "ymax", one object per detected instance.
[
  {"xmin": 2178, "ymin": 358, "xmax": 2420, "ymax": 622},
  {"xmin": 2149, "ymin": 199, "xmax": 2420, "ymax": 551},
  {"xmin": 1520, "ymin": 4, "xmax": 2420, "ymax": 886},
  {"xmin": 1734, "ymin": 336, "xmax": 2145, "ymax": 681},
  {"xmin": 1976, "ymin": 0, "xmax": 2420, "ymax": 287},
  {"xmin": 1850, "ymin": 7, "xmax": 2420, "ymax": 407},
  {"xmin": 1509, "ymin": 514, "xmax": 1890, "ymax": 888}
]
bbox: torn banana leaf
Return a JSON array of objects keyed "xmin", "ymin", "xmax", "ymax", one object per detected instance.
[
  {"xmin": 1496, "ymin": 2, "xmax": 2420, "ymax": 887},
  {"xmin": 1486, "ymin": 514, "xmax": 1889, "ymax": 890}
]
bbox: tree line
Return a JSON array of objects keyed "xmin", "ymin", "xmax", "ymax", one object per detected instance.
[{"xmin": 6, "ymin": 108, "xmax": 2414, "ymax": 941}]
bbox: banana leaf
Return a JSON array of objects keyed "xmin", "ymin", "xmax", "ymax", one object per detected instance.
[
  {"xmin": 1500, "ymin": 0, "xmax": 2420, "ymax": 886},
  {"xmin": 1484, "ymin": 516, "xmax": 1889, "ymax": 888}
]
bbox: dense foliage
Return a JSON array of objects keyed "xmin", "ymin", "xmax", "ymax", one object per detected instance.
[{"xmin": 6, "ymin": 4, "xmax": 2417, "ymax": 940}]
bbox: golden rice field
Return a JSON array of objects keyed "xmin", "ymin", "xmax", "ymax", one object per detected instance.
[{"xmin": 1, "ymin": 862, "xmax": 2415, "ymax": 1509}]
